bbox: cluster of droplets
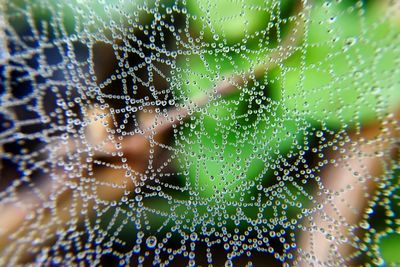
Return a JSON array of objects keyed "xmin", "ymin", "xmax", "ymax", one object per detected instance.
[{"xmin": 0, "ymin": 0, "xmax": 399, "ymax": 266}]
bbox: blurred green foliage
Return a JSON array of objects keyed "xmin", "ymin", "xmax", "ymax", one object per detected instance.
[
  {"xmin": 175, "ymin": 0, "xmax": 400, "ymax": 205},
  {"xmin": 274, "ymin": 1, "xmax": 400, "ymax": 127},
  {"xmin": 186, "ymin": 0, "xmax": 274, "ymax": 44},
  {"xmin": 175, "ymin": 52, "xmax": 303, "ymax": 198},
  {"xmin": 379, "ymin": 233, "xmax": 400, "ymax": 263}
]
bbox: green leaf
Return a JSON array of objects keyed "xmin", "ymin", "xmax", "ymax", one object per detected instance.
[
  {"xmin": 176, "ymin": 104, "xmax": 303, "ymax": 198},
  {"xmin": 272, "ymin": 2, "xmax": 400, "ymax": 127},
  {"xmin": 186, "ymin": 0, "xmax": 274, "ymax": 44},
  {"xmin": 379, "ymin": 233, "xmax": 400, "ymax": 264},
  {"xmin": 175, "ymin": 50, "xmax": 303, "ymax": 199}
]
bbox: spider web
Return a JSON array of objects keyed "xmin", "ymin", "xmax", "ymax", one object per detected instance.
[{"xmin": 0, "ymin": 0, "xmax": 399, "ymax": 266}]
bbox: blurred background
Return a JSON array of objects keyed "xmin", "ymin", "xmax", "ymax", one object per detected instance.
[{"xmin": 0, "ymin": 0, "xmax": 400, "ymax": 266}]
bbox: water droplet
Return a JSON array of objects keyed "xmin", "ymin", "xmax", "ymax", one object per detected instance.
[{"xmin": 146, "ymin": 236, "xmax": 157, "ymax": 248}]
